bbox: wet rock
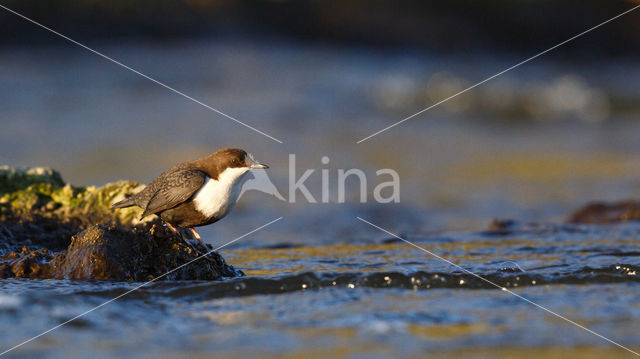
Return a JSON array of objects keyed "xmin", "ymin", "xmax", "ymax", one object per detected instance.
[
  {"xmin": 0, "ymin": 246, "xmax": 54, "ymax": 279},
  {"xmin": 0, "ymin": 217, "xmax": 79, "ymax": 255},
  {"xmin": 51, "ymin": 224, "xmax": 242, "ymax": 281},
  {"xmin": 11, "ymin": 248, "xmax": 54, "ymax": 278},
  {"xmin": 0, "ymin": 222, "xmax": 242, "ymax": 280},
  {"xmin": 0, "ymin": 166, "xmax": 242, "ymax": 281},
  {"xmin": 567, "ymin": 201, "xmax": 640, "ymax": 224}
]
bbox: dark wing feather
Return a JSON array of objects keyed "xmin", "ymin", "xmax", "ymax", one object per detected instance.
[{"xmin": 140, "ymin": 169, "xmax": 206, "ymax": 218}]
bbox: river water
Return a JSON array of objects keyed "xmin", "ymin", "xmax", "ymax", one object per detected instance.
[{"xmin": 0, "ymin": 40, "xmax": 639, "ymax": 358}]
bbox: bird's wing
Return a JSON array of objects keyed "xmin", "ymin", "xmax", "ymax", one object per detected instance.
[{"xmin": 140, "ymin": 169, "xmax": 207, "ymax": 218}]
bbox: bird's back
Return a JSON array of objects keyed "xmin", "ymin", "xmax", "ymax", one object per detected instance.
[{"xmin": 132, "ymin": 162, "xmax": 194, "ymax": 208}]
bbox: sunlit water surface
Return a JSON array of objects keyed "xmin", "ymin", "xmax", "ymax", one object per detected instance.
[{"xmin": 1, "ymin": 222, "xmax": 639, "ymax": 358}]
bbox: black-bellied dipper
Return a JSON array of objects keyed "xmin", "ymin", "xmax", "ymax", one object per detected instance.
[{"xmin": 112, "ymin": 148, "xmax": 268, "ymax": 251}]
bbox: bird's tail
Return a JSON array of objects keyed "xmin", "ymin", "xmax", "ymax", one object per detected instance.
[{"xmin": 111, "ymin": 197, "xmax": 136, "ymax": 209}]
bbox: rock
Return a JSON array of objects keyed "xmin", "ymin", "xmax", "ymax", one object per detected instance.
[
  {"xmin": 6, "ymin": 247, "xmax": 54, "ymax": 279},
  {"xmin": 484, "ymin": 219, "xmax": 518, "ymax": 235},
  {"xmin": 1, "ymin": 166, "xmax": 149, "ymax": 227},
  {"xmin": 51, "ymin": 224, "xmax": 242, "ymax": 281},
  {"xmin": 0, "ymin": 166, "xmax": 65, "ymax": 191},
  {"xmin": 51, "ymin": 180, "xmax": 151, "ymax": 227},
  {"xmin": 0, "ymin": 166, "xmax": 243, "ymax": 281},
  {"xmin": 567, "ymin": 201, "xmax": 640, "ymax": 224},
  {"xmin": 0, "ymin": 221, "xmax": 243, "ymax": 280}
]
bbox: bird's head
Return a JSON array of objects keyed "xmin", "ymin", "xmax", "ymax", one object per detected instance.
[{"xmin": 214, "ymin": 148, "xmax": 268, "ymax": 171}]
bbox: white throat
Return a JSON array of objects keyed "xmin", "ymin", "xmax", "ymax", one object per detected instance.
[{"xmin": 192, "ymin": 167, "xmax": 250, "ymax": 219}]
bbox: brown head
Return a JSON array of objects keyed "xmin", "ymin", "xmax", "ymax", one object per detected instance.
[{"xmin": 196, "ymin": 148, "xmax": 268, "ymax": 178}]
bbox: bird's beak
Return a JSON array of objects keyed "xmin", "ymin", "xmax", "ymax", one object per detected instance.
[
  {"xmin": 246, "ymin": 155, "xmax": 269, "ymax": 169},
  {"xmin": 251, "ymin": 163, "xmax": 269, "ymax": 169}
]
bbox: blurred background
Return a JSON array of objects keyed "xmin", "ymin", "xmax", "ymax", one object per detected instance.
[
  {"xmin": 3, "ymin": 2, "xmax": 640, "ymax": 359},
  {"xmin": 1, "ymin": 0, "xmax": 640, "ymax": 246}
]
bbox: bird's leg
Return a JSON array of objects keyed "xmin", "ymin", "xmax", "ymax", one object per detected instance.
[
  {"xmin": 165, "ymin": 222, "xmax": 198, "ymax": 250},
  {"xmin": 164, "ymin": 222, "xmax": 183, "ymax": 240},
  {"xmin": 164, "ymin": 222, "xmax": 215, "ymax": 263},
  {"xmin": 187, "ymin": 228, "xmax": 216, "ymax": 262},
  {"xmin": 189, "ymin": 228, "xmax": 204, "ymax": 247}
]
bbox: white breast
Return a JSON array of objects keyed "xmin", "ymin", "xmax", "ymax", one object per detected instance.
[{"xmin": 192, "ymin": 167, "xmax": 250, "ymax": 219}]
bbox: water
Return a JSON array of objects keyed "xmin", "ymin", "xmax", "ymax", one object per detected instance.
[
  {"xmin": 2, "ymin": 222, "xmax": 640, "ymax": 358},
  {"xmin": 1, "ymin": 40, "xmax": 640, "ymax": 357}
]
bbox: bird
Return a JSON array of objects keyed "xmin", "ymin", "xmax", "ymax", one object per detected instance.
[{"xmin": 112, "ymin": 148, "xmax": 268, "ymax": 253}]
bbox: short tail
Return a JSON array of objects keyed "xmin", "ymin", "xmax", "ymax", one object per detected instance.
[{"xmin": 111, "ymin": 197, "xmax": 136, "ymax": 209}]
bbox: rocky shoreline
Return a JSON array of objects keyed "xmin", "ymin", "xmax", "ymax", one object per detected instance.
[{"xmin": 0, "ymin": 166, "xmax": 242, "ymax": 280}]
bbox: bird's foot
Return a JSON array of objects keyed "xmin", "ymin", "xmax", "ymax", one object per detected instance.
[
  {"xmin": 182, "ymin": 237, "xmax": 216, "ymax": 263},
  {"xmin": 164, "ymin": 222, "xmax": 183, "ymax": 239},
  {"xmin": 165, "ymin": 223, "xmax": 216, "ymax": 263},
  {"xmin": 164, "ymin": 222, "xmax": 215, "ymax": 262},
  {"xmin": 189, "ymin": 228, "xmax": 205, "ymax": 247}
]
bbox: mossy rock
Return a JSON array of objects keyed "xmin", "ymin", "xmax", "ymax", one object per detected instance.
[
  {"xmin": 0, "ymin": 166, "xmax": 150, "ymax": 227},
  {"xmin": 0, "ymin": 166, "xmax": 65, "ymax": 217},
  {"xmin": 0, "ymin": 166, "xmax": 65, "ymax": 194},
  {"xmin": 0, "ymin": 166, "xmax": 243, "ymax": 281}
]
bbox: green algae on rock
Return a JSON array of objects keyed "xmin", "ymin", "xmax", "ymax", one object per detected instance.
[
  {"xmin": 1, "ymin": 166, "xmax": 65, "ymax": 217},
  {"xmin": 0, "ymin": 166, "xmax": 65, "ymax": 192},
  {"xmin": 0, "ymin": 166, "xmax": 243, "ymax": 281},
  {"xmin": 52, "ymin": 180, "xmax": 150, "ymax": 227},
  {"xmin": 1, "ymin": 166, "xmax": 150, "ymax": 227},
  {"xmin": 0, "ymin": 166, "xmax": 154, "ymax": 227}
]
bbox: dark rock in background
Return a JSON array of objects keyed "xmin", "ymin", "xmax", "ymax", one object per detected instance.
[{"xmin": 567, "ymin": 200, "xmax": 640, "ymax": 224}]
